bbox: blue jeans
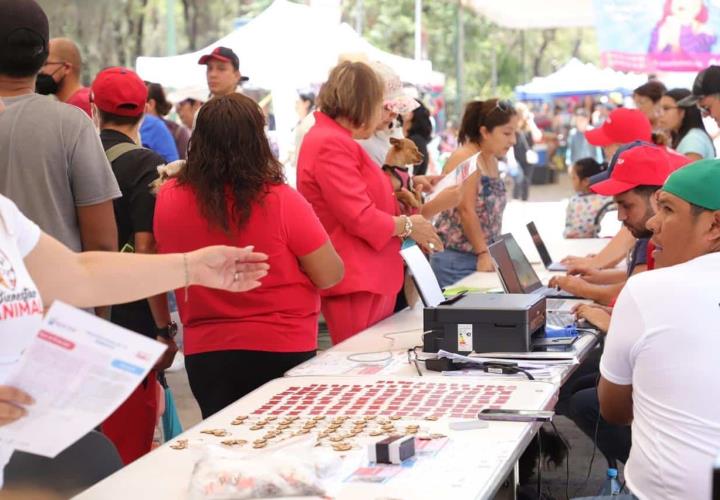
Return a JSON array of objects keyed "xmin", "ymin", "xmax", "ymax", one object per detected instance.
[{"xmin": 430, "ymin": 249, "xmax": 477, "ymax": 288}]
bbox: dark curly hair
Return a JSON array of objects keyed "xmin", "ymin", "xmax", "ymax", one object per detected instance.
[{"xmin": 179, "ymin": 93, "xmax": 285, "ymax": 232}]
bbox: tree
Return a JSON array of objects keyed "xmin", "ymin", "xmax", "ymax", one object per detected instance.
[
  {"xmin": 37, "ymin": 0, "xmax": 598, "ymax": 121},
  {"xmin": 343, "ymin": 0, "xmax": 599, "ymax": 120}
]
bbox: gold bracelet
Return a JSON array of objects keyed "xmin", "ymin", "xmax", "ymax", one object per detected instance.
[
  {"xmin": 183, "ymin": 253, "xmax": 189, "ymax": 302},
  {"xmin": 399, "ymin": 215, "xmax": 413, "ymax": 239}
]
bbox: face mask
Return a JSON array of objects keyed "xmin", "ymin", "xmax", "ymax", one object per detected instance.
[{"xmin": 35, "ymin": 73, "xmax": 60, "ymax": 95}]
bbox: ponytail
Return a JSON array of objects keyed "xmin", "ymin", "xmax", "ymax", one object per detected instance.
[{"xmin": 458, "ymin": 100, "xmax": 485, "ymax": 145}]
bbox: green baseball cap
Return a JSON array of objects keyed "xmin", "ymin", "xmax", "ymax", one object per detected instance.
[{"xmin": 663, "ymin": 159, "xmax": 720, "ymax": 210}]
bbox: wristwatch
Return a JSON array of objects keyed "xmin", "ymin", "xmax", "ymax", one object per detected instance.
[{"xmin": 156, "ymin": 321, "xmax": 178, "ymax": 340}]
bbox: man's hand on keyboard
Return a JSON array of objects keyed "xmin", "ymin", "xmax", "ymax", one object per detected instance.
[
  {"xmin": 573, "ymin": 304, "xmax": 611, "ymax": 333},
  {"xmin": 548, "ymin": 275, "xmax": 590, "ymax": 297}
]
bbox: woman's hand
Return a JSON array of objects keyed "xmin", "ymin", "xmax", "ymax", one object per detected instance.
[
  {"xmin": 422, "ymin": 186, "xmax": 462, "ymax": 217},
  {"xmin": 476, "ymin": 251, "xmax": 494, "ymax": 272},
  {"xmin": 153, "ymin": 337, "xmax": 179, "ymax": 371},
  {"xmin": 0, "ymin": 386, "xmax": 33, "ymax": 427},
  {"xmin": 188, "ymin": 246, "xmax": 270, "ymax": 292},
  {"xmin": 408, "ymin": 215, "xmax": 443, "ymax": 253},
  {"xmin": 574, "ymin": 304, "xmax": 611, "ymax": 333},
  {"xmin": 412, "ymin": 175, "xmax": 442, "ymax": 194}
]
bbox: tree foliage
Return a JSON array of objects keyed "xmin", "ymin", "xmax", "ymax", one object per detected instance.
[
  {"xmin": 342, "ymin": 0, "xmax": 598, "ymax": 119},
  {"xmin": 38, "ymin": 0, "xmax": 597, "ymax": 120}
]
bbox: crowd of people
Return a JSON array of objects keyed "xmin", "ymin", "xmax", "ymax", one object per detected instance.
[{"xmin": 0, "ymin": 0, "xmax": 719, "ymax": 498}]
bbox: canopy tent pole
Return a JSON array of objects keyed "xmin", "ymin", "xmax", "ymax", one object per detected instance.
[
  {"xmin": 166, "ymin": 0, "xmax": 176, "ymax": 56},
  {"xmin": 355, "ymin": 0, "xmax": 364, "ymax": 35},
  {"xmin": 414, "ymin": 0, "xmax": 422, "ymax": 60},
  {"xmin": 456, "ymin": 0, "xmax": 464, "ymax": 115}
]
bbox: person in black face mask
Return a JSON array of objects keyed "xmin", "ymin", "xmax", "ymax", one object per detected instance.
[{"xmin": 35, "ymin": 37, "xmax": 91, "ymax": 117}]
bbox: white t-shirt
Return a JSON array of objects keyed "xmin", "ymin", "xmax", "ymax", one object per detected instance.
[
  {"xmin": 600, "ymin": 253, "xmax": 720, "ymax": 500},
  {"xmin": 357, "ymin": 125, "xmax": 404, "ymax": 167},
  {"xmin": 0, "ymin": 195, "xmax": 43, "ymax": 487}
]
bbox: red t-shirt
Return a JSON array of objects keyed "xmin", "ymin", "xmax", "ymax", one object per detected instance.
[
  {"xmin": 154, "ymin": 181, "xmax": 329, "ymax": 355},
  {"xmin": 66, "ymin": 87, "xmax": 92, "ymax": 117},
  {"xmin": 646, "ymin": 240, "xmax": 655, "ymax": 270}
]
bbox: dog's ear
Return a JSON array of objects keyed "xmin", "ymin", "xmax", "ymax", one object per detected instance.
[{"xmin": 389, "ymin": 137, "xmax": 402, "ymax": 147}]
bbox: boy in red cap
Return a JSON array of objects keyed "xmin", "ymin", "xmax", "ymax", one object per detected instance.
[{"xmin": 91, "ymin": 67, "xmax": 178, "ymax": 464}]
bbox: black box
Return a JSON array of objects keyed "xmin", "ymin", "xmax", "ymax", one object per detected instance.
[{"xmin": 423, "ymin": 293, "xmax": 546, "ymax": 354}]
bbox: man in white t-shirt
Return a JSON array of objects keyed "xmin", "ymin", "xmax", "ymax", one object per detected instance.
[{"xmin": 599, "ymin": 159, "xmax": 720, "ymax": 499}]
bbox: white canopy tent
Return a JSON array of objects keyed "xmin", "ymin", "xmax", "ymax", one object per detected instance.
[
  {"xmin": 514, "ymin": 58, "xmax": 647, "ymax": 100},
  {"xmin": 135, "ymin": 0, "xmax": 443, "ymax": 90},
  {"xmin": 462, "ymin": 0, "xmax": 594, "ymax": 29},
  {"xmin": 136, "ymin": 0, "xmax": 443, "ymax": 161}
]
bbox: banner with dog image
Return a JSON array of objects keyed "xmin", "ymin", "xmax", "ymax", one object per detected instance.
[{"xmin": 594, "ymin": 0, "xmax": 720, "ymax": 72}]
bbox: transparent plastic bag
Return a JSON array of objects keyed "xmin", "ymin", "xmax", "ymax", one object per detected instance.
[{"xmin": 189, "ymin": 437, "xmax": 356, "ymax": 499}]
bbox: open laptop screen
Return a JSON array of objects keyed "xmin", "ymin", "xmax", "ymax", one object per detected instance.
[
  {"xmin": 501, "ymin": 234, "xmax": 543, "ymax": 293},
  {"xmin": 400, "ymin": 244, "xmax": 445, "ymax": 307},
  {"xmin": 527, "ymin": 221, "xmax": 553, "ymax": 268},
  {"xmin": 488, "ymin": 238, "xmax": 523, "ymax": 293}
]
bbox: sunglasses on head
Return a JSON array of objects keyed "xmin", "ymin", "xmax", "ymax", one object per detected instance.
[{"xmin": 489, "ymin": 99, "xmax": 514, "ymax": 115}]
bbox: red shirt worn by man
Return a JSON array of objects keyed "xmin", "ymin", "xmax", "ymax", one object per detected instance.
[{"xmin": 65, "ymin": 86, "xmax": 92, "ymax": 117}]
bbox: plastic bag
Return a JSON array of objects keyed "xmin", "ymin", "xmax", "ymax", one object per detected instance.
[{"xmin": 189, "ymin": 437, "xmax": 354, "ymax": 499}]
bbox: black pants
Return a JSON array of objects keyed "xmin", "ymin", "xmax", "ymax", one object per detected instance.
[
  {"xmin": 568, "ymin": 386, "xmax": 632, "ymax": 465},
  {"xmin": 556, "ymin": 345, "xmax": 603, "ymax": 416},
  {"xmin": 4, "ymin": 431, "xmax": 122, "ymax": 495},
  {"xmin": 185, "ymin": 349, "xmax": 315, "ymax": 419}
]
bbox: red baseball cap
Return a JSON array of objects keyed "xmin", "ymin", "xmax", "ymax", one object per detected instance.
[
  {"xmin": 584, "ymin": 108, "xmax": 652, "ymax": 146},
  {"xmin": 198, "ymin": 46, "xmax": 249, "ymax": 81},
  {"xmin": 590, "ymin": 144, "xmax": 674, "ymax": 196},
  {"xmin": 91, "ymin": 67, "xmax": 148, "ymax": 117}
]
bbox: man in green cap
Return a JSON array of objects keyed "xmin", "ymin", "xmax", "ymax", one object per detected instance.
[{"xmin": 597, "ymin": 159, "xmax": 720, "ymax": 500}]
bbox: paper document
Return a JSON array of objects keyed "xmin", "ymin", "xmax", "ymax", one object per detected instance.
[
  {"xmin": 286, "ymin": 350, "xmax": 408, "ymax": 377},
  {"xmin": 425, "ymin": 154, "xmax": 478, "ymax": 202},
  {"xmin": 0, "ymin": 301, "xmax": 165, "ymax": 457},
  {"xmin": 436, "ymin": 350, "xmax": 573, "ymax": 369},
  {"xmin": 474, "ymin": 333, "xmax": 596, "ymax": 361}
]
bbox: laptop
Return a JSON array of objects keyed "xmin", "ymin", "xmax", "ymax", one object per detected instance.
[
  {"xmin": 488, "ymin": 234, "xmax": 580, "ymax": 311},
  {"xmin": 526, "ymin": 221, "xmax": 567, "ymax": 272},
  {"xmin": 400, "ymin": 244, "xmax": 468, "ymax": 308}
]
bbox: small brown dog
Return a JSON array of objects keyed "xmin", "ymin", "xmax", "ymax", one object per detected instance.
[{"xmin": 382, "ymin": 137, "xmax": 424, "ymax": 211}]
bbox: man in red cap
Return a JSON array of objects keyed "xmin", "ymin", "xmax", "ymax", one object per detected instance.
[
  {"xmin": 198, "ymin": 46, "xmax": 248, "ymax": 98},
  {"xmin": 553, "ymin": 144, "xmax": 690, "ymax": 471},
  {"xmin": 91, "ymin": 67, "xmax": 178, "ymax": 465},
  {"xmin": 550, "ymin": 144, "xmax": 689, "ymax": 304},
  {"xmin": 562, "ymin": 108, "xmax": 655, "ymax": 275},
  {"xmin": 584, "ymin": 108, "xmax": 653, "ymax": 161}
]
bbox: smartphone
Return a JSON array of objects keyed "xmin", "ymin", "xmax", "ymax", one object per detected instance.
[{"xmin": 477, "ymin": 409, "xmax": 554, "ymax": 422}]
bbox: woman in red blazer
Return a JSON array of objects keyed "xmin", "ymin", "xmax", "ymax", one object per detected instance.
[{"xmin": 297, "ymin": 61, "xmax": 442, "ymax": 344}]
